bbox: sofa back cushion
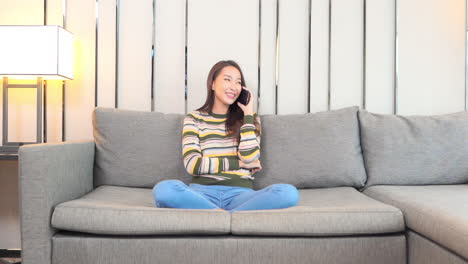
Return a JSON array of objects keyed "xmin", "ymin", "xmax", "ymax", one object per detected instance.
[
  {"xmin": 254, "ymin": 106, "xmax": 367, "ymax": 189},
  {"xmin": 359, "ymin": 110, "xmax": 468, "ymax": 187},
  {"xmin": 93, "ymin": 107, "xmax": 189, "ymax": 188}
]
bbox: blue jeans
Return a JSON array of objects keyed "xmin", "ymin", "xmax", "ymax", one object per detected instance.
[{"xmin": 152, "ymin": 180, "xmax": 299, "ymax": 213}]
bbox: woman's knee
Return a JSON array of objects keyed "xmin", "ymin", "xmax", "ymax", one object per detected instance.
[
  {"xmin": 153, "ymin": 180, "xmax": 188, "ymax": 207},
  {"xmin": 154, "ymin": 179, "xmax": 185, "ymax": 191},
  {"xmin": 153, "ymin": 180, "xmax": 187, "ymax": 199},
  {"xmin": 268, "ymin": 184, "xmax": 299, "ymax": 207}
]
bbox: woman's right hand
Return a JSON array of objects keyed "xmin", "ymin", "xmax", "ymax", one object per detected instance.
[{"xmin": 240, "ymin": 160, "xmax": 261, "ymax": 169}]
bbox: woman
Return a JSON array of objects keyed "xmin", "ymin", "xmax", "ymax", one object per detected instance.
[{"xmin": 152, "ymin": 60, "xmax": 299, "ymax": 213}]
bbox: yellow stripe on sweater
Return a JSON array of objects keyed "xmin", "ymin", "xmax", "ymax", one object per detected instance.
[
  {"xmin": 241, "ymin": 131, "xmax": 256, "ymax": 137},
  {"xmin": 183, "ymin": 128, "xmax": 198, "ymax": 134},
  {"xmin": 222, "ymin": 171, "xmax": 249, "ymax": 176},
  {"xmin": 190, "ymin": 158, "xmax": 198, "ymax": 174}
]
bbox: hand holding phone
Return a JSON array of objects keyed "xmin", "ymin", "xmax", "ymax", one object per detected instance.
[
  {"xmin": 236, "ymin": 86, "xmax": 254, "ymax": 116},
  {"xmin": 237, "ymin": 87, "xmax": 251, "ymax": 106}
]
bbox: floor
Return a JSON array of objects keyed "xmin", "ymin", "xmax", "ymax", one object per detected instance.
[
  {"xmin": 0, "ymin": 258, "xmax": 21, "ymax": 264},
  {"xmin": 0, "ymin": 250, "xmax": 21, "ymax": 264}
]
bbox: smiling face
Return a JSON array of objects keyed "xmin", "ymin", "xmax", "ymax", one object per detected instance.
[{"xmin": 211, "ymin": 66, "xmax": 243, "ymax": 108}]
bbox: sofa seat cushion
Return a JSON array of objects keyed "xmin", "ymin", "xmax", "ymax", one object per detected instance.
[
  {"xmin": 231, "ymin": 187, "xmax": 404, "ymax": 236},
  {"xmin": 52, "ymin": 186, "xmax": 404, "ymax": 237},
  {"xmin": 364, "ymin": 185, "xmax": 468, "ymax": 259},
  {"xmin": 51, "ymin": 185, "xmax": 231, "ymax": 235}
]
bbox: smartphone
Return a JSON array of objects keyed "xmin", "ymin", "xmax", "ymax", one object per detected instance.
[{"xmin": 237, "ymin": 88, "xmax": 250, "ymax": 105}]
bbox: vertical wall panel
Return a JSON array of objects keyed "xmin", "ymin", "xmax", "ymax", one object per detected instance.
[
  {"xmin": 277, "ymin": 0, "xmax": 310, "ymax": 114},
  {"xmin": 117, "ymin": 0, "xmax": 153, "ymax": 111},
  {"xmin": 0, "ymin": 0, "xmax": 44, "ymax": 145},
  {"xmin": 65, "ymin": 0, "xmax": 96, "ymax": 140},
  {"xmin": 7, "ymin": 83, "xmax": 37, "ymax": 142},
  {"xmin": 153, "ymin": 0, "xmax": 185, "ymax": 114},
  {"xmin": 398, "ymin": 0, "xmax": 465, "ymax": 115},
  {"xmin": 365, "ymin": 0, "xmax": 395, "ymax": 114},
  {"xmin": 97, "ymin": 0, "xmax": 117, "ymax": 108},
  {"xmin": 46, "ymin": 0, "xmax": 65, "ymax": 143},
  {"xmin": 187, "ymin": 0, "xmax": 259, "ymax": 114},
  {"xmin": 330, "ymin": 0, "xmax": 364, "ymax": 110},
  {"xmin": 258, "ymin": 0, "xmax": 277, "ymax": 115},
  {"xmin": 309, "ymin": 0, "xmax": 330, "ymax": 113},
  {"xmin": 46, "ymin": 0, "xmax": 63, "ymax": 25},
  {"xmin": 44, "ymin": 79, "xmax": 63, "ymax": 143}
]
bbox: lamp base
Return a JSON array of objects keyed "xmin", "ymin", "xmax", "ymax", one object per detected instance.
[
  {"xmin": 0, "ymin": 146, "xmax": 19, "ymax": 154},
  {"xmin": 2, "ymin": 77, "xmax": 43, "ymax": 151}
]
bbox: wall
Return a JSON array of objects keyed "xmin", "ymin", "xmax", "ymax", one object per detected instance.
[{"xmin": 0, "ymin": 0, "xmax": 466, "ymax": 145}]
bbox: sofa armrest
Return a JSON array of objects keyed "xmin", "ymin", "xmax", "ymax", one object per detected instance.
[{"xmin": 19, "ymin": 140, "xmax": 95, "ymax": 264}]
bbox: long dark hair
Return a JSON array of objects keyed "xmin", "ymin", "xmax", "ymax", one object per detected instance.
[{"xmin": 196, "ymin": 60, "xmax": 261, "ymax": 143}]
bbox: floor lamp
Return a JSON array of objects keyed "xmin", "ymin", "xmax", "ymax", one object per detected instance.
[{"xmin": 0, "ymin": 25, "xmax": 74, "ymax": 153}]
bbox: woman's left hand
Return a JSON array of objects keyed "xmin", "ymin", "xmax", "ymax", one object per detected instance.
[
  {"xmin": 237, "ymin": 86, "xmax": 254, "ymax": 116},
  {"xmin": 250, "ymin": 161, "xmax": 262, "ymax": 174}
]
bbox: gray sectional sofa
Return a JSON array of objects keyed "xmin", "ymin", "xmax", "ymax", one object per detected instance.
[{"xmin": 19, "ymin": 106, "xmax": 468, "ymax": 264}]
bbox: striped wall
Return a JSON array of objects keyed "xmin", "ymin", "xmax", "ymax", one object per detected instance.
[{"xmin": 0, "ymin": 0, "xmax": 466, "ymax": 144}]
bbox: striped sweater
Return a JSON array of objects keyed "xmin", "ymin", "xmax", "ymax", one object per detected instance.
[{"xmin": 182, "ymin": 110, "xmax": 261, "ymax": 189}]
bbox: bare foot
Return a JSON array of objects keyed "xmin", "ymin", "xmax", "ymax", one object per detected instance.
[{"xmin": 216, "ymin": 208, "xmax": 225, "ymax": 211}]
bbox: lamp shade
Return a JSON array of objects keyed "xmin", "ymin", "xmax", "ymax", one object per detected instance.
[{"xmin": 0, "ymin": 25, "xmax": 73, "ymax": 80}]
